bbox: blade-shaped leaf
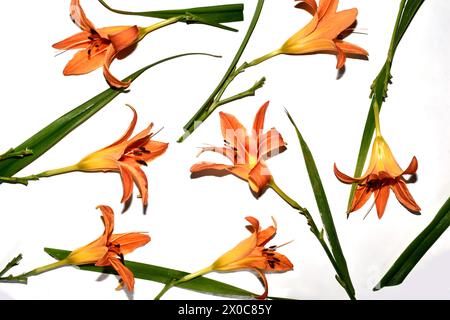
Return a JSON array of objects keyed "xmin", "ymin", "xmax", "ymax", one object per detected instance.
[
  {"xmin": 0, "ymin": 53, "xmax": 216, "ymax": 178},
  {"xmin": 45, "ymin": 248, "xmax": 256, "ymax": 298},
  {"xmin": 286, "ymin": 111, "xmax": 355, "ymax": 298},
  {"xmin": 375, "ymin": 197, "xmax": 450, "ymax": 290},
  {"xmin": 394, "ymin": 0, "xmax": 426, "ymax": 50},
  {"xmin": 98, "ymin": 0, "xmax": 244, "ymax": 32},
  {"xmin": 347, "ymin": 0, "xmax": 425, "ymax": 209}
]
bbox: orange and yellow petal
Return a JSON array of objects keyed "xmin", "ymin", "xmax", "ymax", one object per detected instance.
[
  {"xmin": 108, "ymin": 26, "xmax": 139, "ymax": 52},
  {"xmin": 109, "ymin": 233, "xmax": 151, "ymax": 255},
  {"xmin": 106, "ymin": 257, "xmax": 135, "ymax": 292},
  {"xmin": 52, "ymin": 31, "xmax": 92, "ymax": 50},
  {"xmin": 252, "ymin": 101, "xmax": 270, "ymax": 139},
  {"xmin": 70, "ymin": 0, "xmax": 96, "ymax": 32},
  {"xmin": 349, "ymin": 186, "xmax": 373, "ymax": 213},
  {"xmin": 248, "ymin": 161, "xmax": 272, "ymax": 195},
  {"xmin": 375, "ymin": 185, "xmax": 390, "ymax": 219},
  {"xmin": 63, "ymin": 48, "xmax": 107, "ymax": 75},
  {"xmin": 258, "ymin": 128, "xmax": 287, "ymax": 161},
  {"xmin": 212, "ymin": 231, "xmax": 257, "ymax": 270},
  {"xmin": 391, "ymin": 180, "xmax": 421, "ymax": 213},
  {"xmin": 219, "ymin": 112, "xmax": 248, "ymax": 157},
  {"xmin": 403, "ymin": 156, "xmax": 418, "ymax": 175},
  {"xmin": 118, "ymin": 164, "xmax": 134, "ymax": 203}
]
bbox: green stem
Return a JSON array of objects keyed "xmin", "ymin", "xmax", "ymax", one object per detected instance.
[
  {"xmin": 1, "ymin": 165, "xmax": 79, "ymax": 185},
  {"xmin": 0, "ymin": 148, "xmax": 33, "ymax": 161},
  {"xmin": 139, "ymin": 16, "xmax": 183, "ymax": 40},
  {"xmin": 0, "ymin": 259, "xmax": 68, "ymax": 284},
  {"xmin": 373, "ymin": 100, "xmax": 382, "ymax": 137},
  {"xmin": 268, "ymin": 179, "xmax": 356, "ymax": 300},
  {"xmin": 215, "ymin": 77, "xmax": 266, "ymax": 108},
  {"xmin": 179, "ymin": 0, "xmax": 266, "ymax": 143},
  {"xmin": 154, "ymin": 266, "xmax": 213, "ymax": 300}
]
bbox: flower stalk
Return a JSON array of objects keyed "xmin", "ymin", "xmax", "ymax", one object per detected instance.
[{"xmin": 268, "ymin": 179, "xmax": 356, "ymax": 300}]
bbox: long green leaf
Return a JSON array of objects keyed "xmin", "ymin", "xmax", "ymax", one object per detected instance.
[
  {"xmin": 45, "ymin": 248, "xmax": 256, "ymax": 298},
  {"xmin": 98, "ymin": 0, "xmax": 244, "ymax": 32},
  {"xmin": 0, "ymin": 53, "xmax": 215, "ymax": 178},
  {"xmin": 375, "ymin": 197, "xmax": 450, "ymax": 290},
  {"xmin": 347, "ymin": 0, "xmax": 426, "ymax": 209},
  {"xmin": 394, "ymin": 0, "xmax": 426, "ymax": 50},
  {"xmin": 286, "ymin": 111, "xmax": 355, "ymax": 298}
]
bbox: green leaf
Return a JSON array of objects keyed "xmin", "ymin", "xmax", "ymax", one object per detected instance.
[
  {"xmin": 347, "ymin": 0, "xmax": 425, "ymax": 209},
  {"xmin": 45, "ymin": 248, "xmax": 256, "ymax": 298},
  {"xmin": 394, "ymin": 0, "xmax": 426, "ymax": 50},
  {"xmin": 286, "ymin": 110, "xmax": 355, "ymax": 299},
  {"xmin": 98, "ymin": 0, "xmax": 244, "ymax": 32},
  {"xmin": 0, "ymin": 53, "xmax": 217, "ymax": 179},
  {"xmin": 375, "ymin": 197, "xmax": 450, "ymax": 290}
]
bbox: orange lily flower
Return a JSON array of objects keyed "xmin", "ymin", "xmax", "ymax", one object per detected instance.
[
  {"xmin": 279, "ymin": 0, "xmax": 368, "ymax": 69},
  {"xmin": 174, "ymin": 217, "xmax": 293, "ymax": 300},
  {"xmin": 211, "ymin": 216, "xmax": 293, "ymax": 299},
  {"xmin": 190, "ymin": 101, "xmax": 286, "ymax": 197},
  {"xmin": 53, "ymin": 0, "xmax": 177, "ymax": 88},
  {"xmin": 334, "ymin": 136, "xmax": 421, "ymax": 218},
  {"xmin": 74, "ymin": 105, "xmax": 168, "ymax": 208},
  {"xmin": 38, "ymin": 105, "xmax": 168, "ymax": 209},
  {"xmin": 64, "ymin": 205, "xmax": 150, "ymax": 291}
]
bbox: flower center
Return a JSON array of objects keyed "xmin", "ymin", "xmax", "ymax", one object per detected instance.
[
  {"xmin": 87, "ymin": 33, "xmax": 110, "ymax": 58},
  {"xmin": 262, "ymin": 246, "xmax": 281, "ymax": 269}
]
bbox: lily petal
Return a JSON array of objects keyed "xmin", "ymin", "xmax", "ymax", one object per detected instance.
[
  {"xmin": 108, "ymin": 26, "xmax": 139, "ymax": 53},
  {"xmin": 103, "ymin": 46, "xmax": 131, "ymax": 89},
  {"xmin": 296, "ymin": 0, "xmax": 318, "ymax": 13},
  {"xmin": 258, "ymin": 128, "xmax": 287, "ymax": 161},
  {"xmin": 191, "ymin": 162, "xmax": 232, "ymax": 173},
  {"xmin": 311, "ymin": 9, "xmax": 357, "ymax": 41},
  {"xmin": 98, "ymin": 205, "xmax": 115, "ymax": 238},
  {"xmin": 107, "ymin": 257, "xmax": 135, "ymax": 292},
  {"xmin": 403, "ymin": 156, "xmax": 418, "ymax": 175},
  {"xmin": 63, "ymin": 48, "xmax": 107, "ymax": 75},
  {"xmin": 256, "ymin": 225, "xmax": 276, "ymax": 247},
  {"xmin": 318, "ymin": 0, "xmax": 339, "ymax": 20},
  {"xmin": 254, "ymin": 268, "xmax": 269, "ymax": 300},
  {"xmin": 392, "ymin": 180, "xmax": 421, "ymax": 213},
  {"xmin": 70, "ymin": 0, "xmax": 96, "ymax": 32},
  {"xmin": 252, "ymin": 101, "xmax": 270, "ymax": 139},
  {"xmin": 333, "ymin": 163, "xmax": 360, "ymax": 184},
  {"xmin": 375, "ymin": 185, "xmax": 390, "ymax": 219},
  {"xmin": 349, "ymin": 185, "xmax": 373, "ymax": 213},
  {"xmin": 104, "ymin": 105, "xmax": 138, "ymax": 149},
  {"xmin": 118, "ymin": 164, "xmax": 134, "ymax": 203},
  {"xmin": 110, "ymin": 233, "xmax": 151, "ymax": 255},
  {"xmin": 53, "ymin": 31, "xmax": 91, "ymax": 50},
  {"xmin": 334, "ymin": 40, "xmax": 369, "ymax": 57},
  {"xmin": 282, "ymin": 14, "xmax": 319, "ymax": 51},
  {"xmin": 248, "ymin": 161, "xmax": 272, "ymax": 195},
  {"xmin": 198, "ymin": 146, "xmax": 237, "ymax": 164},
  {"xmin": 213, "ymin": 232, "xmax": 258, "ymax": 270},
  {"xmin": 219, "ymin": 112, "xmax": 248, "ymax": 158}
]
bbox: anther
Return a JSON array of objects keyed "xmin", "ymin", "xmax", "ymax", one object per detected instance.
[{"xmin": 136, "ymin": 160, "xmax": 148, "ymax": 166}]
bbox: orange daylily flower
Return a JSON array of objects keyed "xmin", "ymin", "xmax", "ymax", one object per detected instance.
[
  {"xmin": 53, "ymin": 0, "xmax": 140, "ymax": 88},
  {"xmin": 73, "ymin": 105, "xmax": 168, "ymax": 208},
  {"xmin": 210, "ymin": 216, "xmax": 293, "ymax": 299},
  {"xmin": 280, "ymin": 0, "xmax": 368, "ymax": 69},
  {"xmin": 64, "ymin": 205, "xmax": 150, "ymax": 291},
  {"xmin": 334, "ymin": 136, "xmax": 421, "ymax": 218},
  {"xmin": 190, "ymin": 101, "xmax": 286, "ymax": 197}
]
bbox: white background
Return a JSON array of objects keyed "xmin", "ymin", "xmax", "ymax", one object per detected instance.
[{"xmin": 0, "ymin": 0, "xmax": 449, "ymax": 300}]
